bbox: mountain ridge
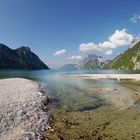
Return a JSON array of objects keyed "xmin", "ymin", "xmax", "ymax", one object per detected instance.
[
  {"xmin": 0, "ymin": 43, "xmax": 49, "ymax": 70},
  {"xmin": 59, "ymin": 64, "xmax": 77, "ymax": 70},
  {"xmin": 77, "ymin": 54, "xmax": 109, "ymax": 70},
  {"xmin": 108, "ymin": 41, "xmax": 140, "ymax": 70}
]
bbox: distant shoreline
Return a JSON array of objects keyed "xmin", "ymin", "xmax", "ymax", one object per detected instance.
[{"xmin": 66, "ymin": 74, "xmax": 140, "ymax": 80}]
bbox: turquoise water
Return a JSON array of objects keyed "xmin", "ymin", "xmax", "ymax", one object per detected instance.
[
  {"xmin": 1, "ymin": 70, "xmax": 140, "ymax": 139},
  {"xmin": 0, "ymin": 69, "xmax": 137, "ymax": 94},
  {"xmin": 0, "ymin": 69, "xmax": 139, "ymax": 107}
]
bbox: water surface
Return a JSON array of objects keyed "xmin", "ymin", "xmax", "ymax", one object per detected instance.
[{"xmin": 1, "ymin": 70, "xmax": 140, "ymax": 140}]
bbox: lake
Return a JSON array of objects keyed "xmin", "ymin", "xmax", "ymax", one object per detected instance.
[{"xmin": 1, "ymin": 70, "xmax": 140, "ymax": 140}]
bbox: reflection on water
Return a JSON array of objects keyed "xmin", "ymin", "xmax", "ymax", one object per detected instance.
[{"xmin": 1, "ymin": 70, "xmax": 140, "ymax": 139}]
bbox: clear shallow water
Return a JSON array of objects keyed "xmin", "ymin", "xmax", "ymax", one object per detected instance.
[
  {"xmin": 1, "ymin": 70, "xmax": 140, "ymax": 139},
  {"xmin": 0, "ymin": 69, "xmax": 138, "ymax": 107}
]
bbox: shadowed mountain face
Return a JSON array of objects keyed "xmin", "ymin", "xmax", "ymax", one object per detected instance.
[{"xmin": 0, "ymin": 44, "xmax": 49, "ymax": 70}]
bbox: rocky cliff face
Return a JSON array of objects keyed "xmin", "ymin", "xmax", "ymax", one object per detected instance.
[
  {"xmin": 109, "ymin": 41, "xmax": 140, "ymax": 70},
  {"xmin": 0, "ymin": 44, "xmax": 49, "ymax": 70},
  {"xmin": 77, "ymin": 54, "xmax": 109, "ymax": 70}
]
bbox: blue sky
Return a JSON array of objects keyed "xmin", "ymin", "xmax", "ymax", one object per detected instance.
[{"xmin": 0, "ymin": 0, "xmax": 140, "ymax": 68}]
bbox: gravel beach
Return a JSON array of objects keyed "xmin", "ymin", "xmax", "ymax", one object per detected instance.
[{"xmin": 0, "ymin": 78, "xmax": 50, "ymax": 140}]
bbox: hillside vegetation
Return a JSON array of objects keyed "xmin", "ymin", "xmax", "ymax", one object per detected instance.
[{"xmin": 110, "ymin": 41, "xmax": 140, "ymax": 70}]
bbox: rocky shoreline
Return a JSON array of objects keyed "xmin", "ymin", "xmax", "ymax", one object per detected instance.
[{"xmin": 0, "ymin": 78, "xmax": 51, "ymax": 140}]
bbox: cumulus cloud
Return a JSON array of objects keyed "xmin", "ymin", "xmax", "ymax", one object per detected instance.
[
  {"xmin": 53, "ymin": 49, "xmax": 66, "ymax": 56},
  {"xmin": 105, "ymin": 50, "xmax": 113, "ymax": 55},
  {"xmin": 99, "ymin": 29, "xmax": 134, "ymax": 49},
  {"xmin": 68, "ymin": 55, "xmax": 82, "ymax": 60},
  {"xmin": 79, "ymin": 43, "xmax": 101, "ymax": 52},
  {"xmin": 99, "ymin": 41, "xmax": 116, "ymax": 49},
  {"xmin": 79, "ymin": 29, "xmax": 134, "ymax": 55},
  {"xmin": 109, "ymin": 29, "xmax": 134, "ymax": 47},
  {"xmin": 130, "ymin": 14, "xmax": 140, "ymax": 23}
]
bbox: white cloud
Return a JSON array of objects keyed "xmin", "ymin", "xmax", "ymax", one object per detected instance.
[
  {"xmin": 130, "ymin": 14, "xmax": 140, "ymax": 23},
  {"xmin": 109, "ymin": 29, "xmax": 134, "ymax": 47},
  {"xmin": 53, "ymin": 49, "xmax": 66, "ymax": 56},
  {"xmin": 79, "ymin": 43, "xmax": 101, "ymax": 52},
  {"xmin": 68, "ymin": 55, "xmax": 82, "ymax": 60},
  {"xmin": 80, "ymin": 29, "xmax": 134, "ymax": 54},
  {"xmin": 105, "ymin": 50, "xmax": 113, "ymax": 55},
  {"xmin": 99, "ymin": 29, "xmax": 134, "ymax": 49},
  {"xmin": 99, "ymin": 41, "xmax": 116, "ymax": 49}
]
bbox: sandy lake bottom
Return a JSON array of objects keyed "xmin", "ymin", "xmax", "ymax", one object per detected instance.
[{"xmin": 44, "ymin": 78, "xmax": 140, "ymax": 140}]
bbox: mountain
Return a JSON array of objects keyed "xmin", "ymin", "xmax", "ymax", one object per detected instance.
[
  {"xmin": 59, "ymin": 64, "xmax": 77, "ymax": 70},
  {"xmin": 77, "ymin": 54, "xmax": 109, "ymax": 70},
  {"xmin": 0, "ymin": 44, "xmax": 49, "ymax": 70},
  {"xmin": 109, "ymin": 41, "xmax": 140, "ymax": 70}
]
